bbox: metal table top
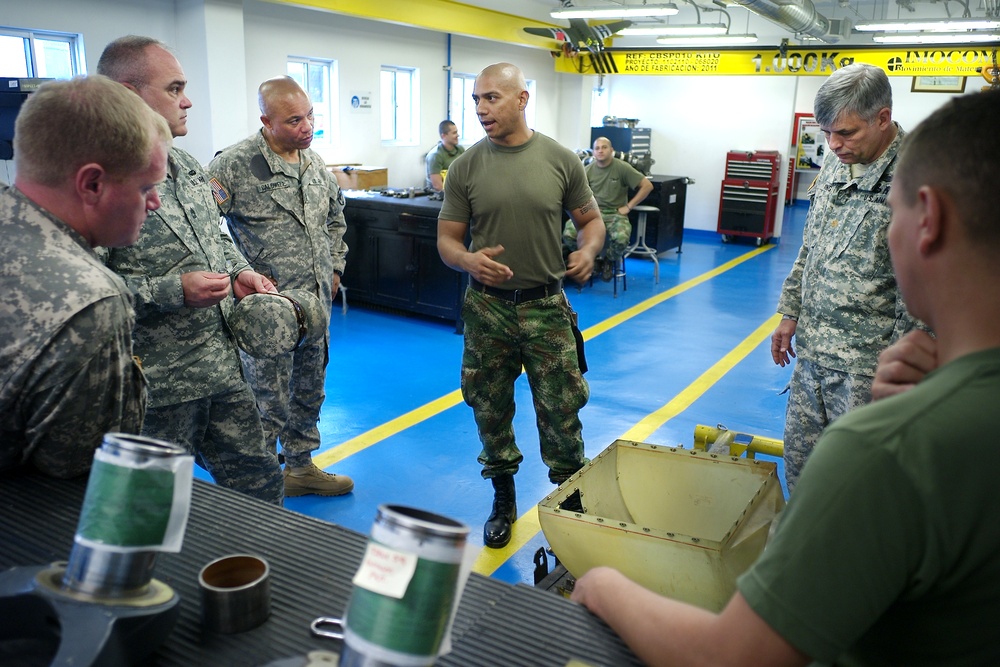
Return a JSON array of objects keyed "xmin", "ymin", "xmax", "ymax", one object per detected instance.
[{"xmin": 0, "ymin": 471, "xmax": 640, "ymax": 666}]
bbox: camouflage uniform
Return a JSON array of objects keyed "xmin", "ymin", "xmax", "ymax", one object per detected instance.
[
  {"xmin": 424, "ymin": 141, "xmax": 465, "ymax": 190},
  {"xmin": 440, "ymin": 132, "xmax": 592, "ymax": 483},
  {"xmin": 563, "ymin": 158, "xmax": 646, "ymax": 262},
  {"xmin": 104, "ymin": 148, "xmax": 283, "ymax": 505},
  {"xmin": 0, "ymin": 184, "xmax": 146, "ymax": 478},
  {"xmin": 777, "ymin": 124, "xmax": 917, "ymax": 491},
  {"xmin": 564, "ymin": 208, "xmax": 630, "ymax": 262},
  {"xmin": 208, "ymin": 131, "xmax": 347, "ymax": 464},
  {"xmin": 461, "ymin": 289, "xmax": 589, "ymax": 482}
]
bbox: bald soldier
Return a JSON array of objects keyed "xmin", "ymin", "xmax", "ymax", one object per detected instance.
[
  {"xmin": 98, "ymin": 36, "xmax": 284, "ymax": 505},
  {"xmin": 209, "ymin": 77, "xmax": 353, "ymax": 497},
  {"xmin": 438, "ymin": 62, "xmax": 605, "ymax": 549},
  {"xmin": 0, "ymin": 75, "xmax": 169, "ymax": 477}
]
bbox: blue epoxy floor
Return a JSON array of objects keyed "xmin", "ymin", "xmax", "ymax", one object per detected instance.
[{"xmin": 196, "ymin": 203, "xmax": 807, "ymax": 587}]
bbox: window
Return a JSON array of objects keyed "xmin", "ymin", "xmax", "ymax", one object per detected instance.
[
  {"xmin": 0, "ymin": 27, "xmax": 83, "ymax": 78},
  {"xmin": 449, "ymin": 73, "xmax": 482, "ymax": 146},
  {"xmin": 450, "ymin": 73, "xmax": 537, "ymax": 146},
  {"xmin": 380, "ymin": 65, "xmax": 418, "ymax": 145},
  {"xmin": 591, "ymin": 85, "xmax": 611, "ymax": 128},
  {"xmin": 287, "ymin": 57, "xmax": 337, "ymax": 145}
]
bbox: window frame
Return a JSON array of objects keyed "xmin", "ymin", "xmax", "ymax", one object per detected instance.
[
  {"xmin": 287, "ymin": 55, "xmax": 338, "ymax": 148},
  {"xmin": 380, "ymin": 64, "xmax": 419, "ymax": 146},
  {"xmin": 0, "ymin": 26, "xmax": 85, "ymax": 79}
]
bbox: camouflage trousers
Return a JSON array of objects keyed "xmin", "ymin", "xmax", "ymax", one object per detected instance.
[
  {"xmin": 141, "ymin": 384, "xmax": 283, "ymax": 505},
  {"xmin": 240, "ymin": 335, "xmax": 329, "ymax": 467},
  {"xmin": 783, "ymin": 358, "xmax": 873, "ymax": 494},
  {"xmin": 461, "ymin": 287, "xmax": 589, "ymax": 483},
  {"xmin": 563, "ymin": 209, "xmax": 632, "ymax": 262}
]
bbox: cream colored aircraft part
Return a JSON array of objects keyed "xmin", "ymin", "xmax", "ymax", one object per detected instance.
[{"xmin": 539, "ymin": 440, "xmax": 785, "ymax": 612}]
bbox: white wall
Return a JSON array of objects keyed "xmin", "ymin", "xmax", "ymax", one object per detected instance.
[
  {"xmin": 1, "ymin": 0, "xmax": 971, "ymax": 236},
  {"xmin": 602, "ymin": 75, "xmax": 798, "ymax": 234},
  {"xmin": 787, "ymin": 74, "xmax": 965, "ymax": 202},
  {"xmin": 240, "ymin": 0, "xmax": 564, "ymax": 189}
]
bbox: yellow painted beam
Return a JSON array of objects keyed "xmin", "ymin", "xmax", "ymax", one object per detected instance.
[
  {"xmin": 263, "ymin": 0, "xmax": 561, "ymax": 50},
  {"xmin": 554, "ymin": 45, "xmax": 1000, "ymax": 76}
]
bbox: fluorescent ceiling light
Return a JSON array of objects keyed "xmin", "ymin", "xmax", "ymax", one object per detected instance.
[
  {"xmin": 552, "ymin": 4, "xmax": 680, "ymax": 19},
  {"xmin": 855, "ymin": 18, "xmax": 1000, "ymax": 32},
  {"xmin": 620, "ymin": 23, "xmax": 728, "ymax": 36},
  {"xmin": 873, "ymin": 32, "xmax": 1000, "ymax": 44},
  {"xmin": 657, "ymin": 33, "xmax": 758, "ymax": 45}
]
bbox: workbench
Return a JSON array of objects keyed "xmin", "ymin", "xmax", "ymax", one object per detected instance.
[
  {"xmin": 341, "ymin": 192, "xmax": 466, "ymax": 328},
  {"xmin": 0, "ymin": 472, "xmax": 642, "ymax": 666}
]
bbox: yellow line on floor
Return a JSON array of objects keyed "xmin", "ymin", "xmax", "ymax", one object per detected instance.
[
  {"xmin": 582, "ymin": 244, "xmax": 773, "ymax": 341},
  {"xmin": 314, "ymin": 244, "xmax": 773, "ymax": 470},
  {"xmin": 471, "ymin": 312, "xmax": 782, "ymax": 576}
]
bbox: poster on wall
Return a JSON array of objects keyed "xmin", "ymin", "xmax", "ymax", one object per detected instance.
[
  {"xmin": 787, "ymin": 112, "xmax": 828, "ymax": 203},
  {"xmin": 795, "ymin": 115, "xmax": 826, "ymax": 170},
  {"xmin": 349, "ymin": 91, "xmax": 372, "ymax": 114}
]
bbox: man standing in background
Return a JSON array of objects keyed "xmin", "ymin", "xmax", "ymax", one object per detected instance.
[
  {"xmin": 770, "ymin": 63, "xmax": 917, "ymax": 493},
  {"xmin": 425, "ymin": 119, "xmax": 465, "ymax": 192},
  {"xmin": 1, "ymin": 75, "xmax": 168, "ymax": 477},
  {"xmin": 209, "ymin": 76, "xmax": 353, "ymax": 498},
  {"xmin": 98, "ymin": 36, "xmax": 284, "ymax": 505}
]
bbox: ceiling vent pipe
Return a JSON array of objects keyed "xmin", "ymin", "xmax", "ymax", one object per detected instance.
[{"xmin": 732, "ymin": 0, "xmax": 841, "ymax": 41}]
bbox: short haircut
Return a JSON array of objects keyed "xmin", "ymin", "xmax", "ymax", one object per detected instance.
[
  {"xmin": 593, "ymin": 136, "xmax": 613, "ymax": 150},
  {"xmin": 439, "ymin": 120, "xmax": 456, "ymax": 135},
  {"xmin": 478, "ymin": 62, "xmax": 528, "ymax": 95},
  {"xmin": 14, "ymin": 75, "xmax": 171, "ymax": 187},
  {"xmin": 258, "ymin": 76, "xmax": 308, "ymax": 117},
  {"xmin": 97, "ymin": 35, "xmax": 167, "ymax": 88},
  {"xmin": 814, "ymin": 63, "xmax": 892, "ymax": 127},
  {"xmin": 894, "ymin": 89, "xmax": 1000, "ymax": 247}
]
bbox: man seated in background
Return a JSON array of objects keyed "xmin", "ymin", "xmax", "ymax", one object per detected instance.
[
  {"xmin": 563, "ymin": 136, "xmax": 652, "ymax": 281},
  {"xmin": 425, "ymin": 119, "xmax": 465, "ymax": 192},
  {"xmin": 0, "ymin": 75, "xmax": 169, "ymax": 477},
  {"xmin": 570, "ymin": 90, "xmax": 1000, "ymax": 667}
]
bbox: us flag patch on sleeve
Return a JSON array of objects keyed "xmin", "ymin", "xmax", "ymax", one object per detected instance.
[{"xmin": 209, "ymin": 177, "xmax": 230, "ymax": 206}]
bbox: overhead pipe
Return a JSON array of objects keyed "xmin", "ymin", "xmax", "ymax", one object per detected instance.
[{"xmin": 731, "ymin": 0, "xmax": 838, "ymax": 41}]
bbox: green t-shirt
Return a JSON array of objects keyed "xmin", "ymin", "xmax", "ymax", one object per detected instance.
[
  {"xmin": 738, "ymin": 347, "xmax": 1000, "ymax": 666},
  {"xmin": 585, "ymin": 158, "xmax": 646, "ymax": 211},
  {"xmin": 439, "ymin": 132, "xmax": 593, "ymax": 290},
  {"xmin": 424, "ymin": 142, "xmax": 465, "ymax": 190}
]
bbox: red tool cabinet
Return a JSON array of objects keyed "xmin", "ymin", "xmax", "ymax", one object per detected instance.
[{"xmin": 717, "ymin": 150, "xmax": 780, "ymax": 246}]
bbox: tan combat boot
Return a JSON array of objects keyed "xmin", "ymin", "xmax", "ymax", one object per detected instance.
[{"xmin": 283, "ymin": 461, "xmax": 354, "ymax": 497}]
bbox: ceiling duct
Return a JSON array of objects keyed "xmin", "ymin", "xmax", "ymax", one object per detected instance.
[{"xmin": 732, "ymin": 0, "xmax": 842, "ymax": 42}]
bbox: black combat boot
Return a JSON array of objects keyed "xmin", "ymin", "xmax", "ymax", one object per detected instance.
[{"xmin": 483, "ymin": 474, "xmax": 517, "ymax": 549}]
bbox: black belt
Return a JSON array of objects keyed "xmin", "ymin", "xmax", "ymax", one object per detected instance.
[{"xmin": 469, "ymin": 278, "xmax": 562, "ymax": 304}]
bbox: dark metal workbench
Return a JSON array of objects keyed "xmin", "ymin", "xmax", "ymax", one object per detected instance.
[{"xmin": 0, "ymin": 472, "xmax": 641, "ymax": 666}]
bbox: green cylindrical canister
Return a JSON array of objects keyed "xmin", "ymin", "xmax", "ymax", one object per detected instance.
[
  {"xmin": 342, "ymin": 505, "xmax": 469, "ymax": 667},
  {"xmin": 62, "ymin": 433, "xmax": 187, "ymax": 598}
]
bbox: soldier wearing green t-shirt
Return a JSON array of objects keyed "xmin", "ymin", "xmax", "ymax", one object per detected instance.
[
  {"xmin": 571, "ymin": 89, "xmax": 1000, "ymax": 667},
  {"xmin": 563, "ymin": 136, "xmax": 653, "ymax": 281}
]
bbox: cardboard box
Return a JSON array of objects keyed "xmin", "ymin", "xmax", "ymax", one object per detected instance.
[{"xmin": 327, "ymin": 164, "xmax": 388, "ymax": 191}]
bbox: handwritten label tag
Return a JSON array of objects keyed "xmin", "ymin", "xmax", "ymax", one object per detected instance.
[{"xmin": 351, "ymin": 542, "xmax": 418, "ymax": 599}]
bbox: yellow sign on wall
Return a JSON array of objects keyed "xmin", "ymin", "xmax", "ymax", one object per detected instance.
[{"xmin": 554, "ymin": 45, "xmax": 999, "ymax": 77}]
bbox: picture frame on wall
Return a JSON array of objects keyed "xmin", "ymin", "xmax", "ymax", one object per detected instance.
[{"xmin": 910, "ymin": 76, "xmax": 967, "ymax": 93}]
